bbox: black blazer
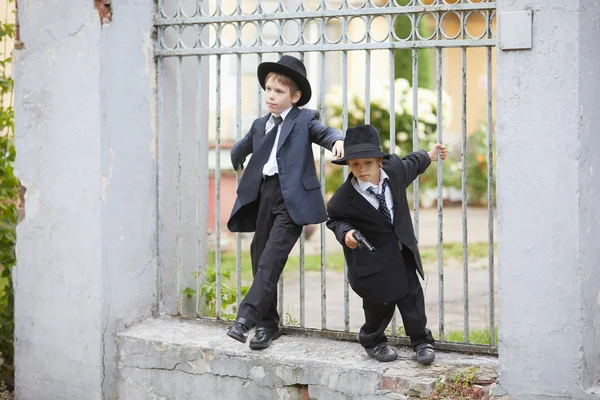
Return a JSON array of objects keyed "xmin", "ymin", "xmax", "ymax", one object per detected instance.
[
  {"xmin": 326, "ymin": 151, "xmax": 431, "ymax": 303},
  {"xmin": 228, "ymin": 106, "xmax": 343, "ymax": 232}
]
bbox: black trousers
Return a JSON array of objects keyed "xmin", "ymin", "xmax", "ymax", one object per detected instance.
[
  {"xmin": 236, "ymin": 175, "xmax": 302, "ymax": 330},
  {"xmin": 359, "ymin": 248, "xmax": 434, "ymax": 350}
]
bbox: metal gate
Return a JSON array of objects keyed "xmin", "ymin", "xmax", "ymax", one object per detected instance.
[{"xmin": 155, "ymin": 0, "xmax": 497, "ymax": 353}]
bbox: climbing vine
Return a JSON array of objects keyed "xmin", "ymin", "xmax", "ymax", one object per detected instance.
[{"xmin": 0, "ymin": 0, "xmax": 16, "ymax": 388}]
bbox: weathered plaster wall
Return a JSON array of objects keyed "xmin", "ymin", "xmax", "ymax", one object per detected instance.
[
  {"xmin": 13, "ymin": 1, "xmax": 156, "ymax": 398},
  {"xmin": 497, "ymin": 0, "xmax": 600, "ymax": 398}
]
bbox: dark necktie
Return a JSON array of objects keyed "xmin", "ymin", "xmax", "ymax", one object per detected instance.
[
  {"xmin": 247, "ymin": 116, "xmax": 282, "ymax": 170},
  {"xmin": 266, "ymin": 116, "xmax": 283, "ymax": 142},
  {"xmin": 236, "ymin": 116, "xmax": 283, "ymax": 202},
  {"xmin": 367, "ymin": 179, "xmax": 392, "ymax": 222}
]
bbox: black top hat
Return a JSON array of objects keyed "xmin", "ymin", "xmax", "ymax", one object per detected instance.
[
  {"xmin": 332, "ymin": 124, "xmax": 390, "ymax": 165},
  {"xmin": 257, "ymin": 55, "xmax": 312, "ymax": 107}
]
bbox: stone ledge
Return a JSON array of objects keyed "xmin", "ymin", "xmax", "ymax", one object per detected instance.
[{"xmin": 117, "ymin": 317, "xmax": 499, "ymax": 400}]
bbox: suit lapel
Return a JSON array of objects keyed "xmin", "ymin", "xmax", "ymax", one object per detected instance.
[
  {"xmin": 253, "ymin": 114, "xmax": 271, "ymax": 151},
  {"xmin": 276, "ymin": 106, "xmax": 300, "ymax": 152},
  {"xmin": 345, "ymin": 174, "xmax": 391, "ymax": 224},
  {"xmin": 259, "ymin": 113, "xmax": 269, "ymax": 137}
]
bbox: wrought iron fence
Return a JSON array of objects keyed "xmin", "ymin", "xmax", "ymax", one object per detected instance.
[{"xmin": 155, "ymin": 0, "xmax": 497, "ymax": 354}]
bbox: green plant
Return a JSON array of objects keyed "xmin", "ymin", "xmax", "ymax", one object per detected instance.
[
  {"xmin": 0, "ymin": 2, "xmax": 16, "ymax": 389},
  {"xmin": 385, "ymin": 325, "xmax": 406, "ymax": 337},
  {"xmin": 284, "ymin": 312, "xmax": 300, "ymax": 327},
  {"xmin": 429, "ymin": 367, "xmax": 484, "ymax": 400},
  {"xmin": 183, "ymin": 268, "xmax": 249, "ymax": 321},
  {"xmin": 466, "ymin": 126, "xmax": 496, "ymax": 206}
]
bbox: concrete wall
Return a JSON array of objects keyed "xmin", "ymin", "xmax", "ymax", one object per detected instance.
[
  {"xmin": 496, "ymin": 0, "xmax": 600, "ymax": 398},
  {"xmin": 13, "ymin": 1, "xmax": 156, "ymax": 399}
]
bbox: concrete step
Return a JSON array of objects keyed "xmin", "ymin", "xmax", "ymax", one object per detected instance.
[{"xmin": 117, "ymin": 317, "xmax": 499, "ymax": 399}]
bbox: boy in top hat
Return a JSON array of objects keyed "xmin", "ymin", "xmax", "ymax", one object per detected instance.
[
  {"xmin": 326, "ymin": 124, "xmax": 446, "ymax": 364},
  {"xmin": 226, "ymin": 55, "xmax": 345, "ymax": 349}
]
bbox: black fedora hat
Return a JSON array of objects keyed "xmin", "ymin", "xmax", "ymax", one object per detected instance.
[
  {"xmin": 257, "ymin": 55, "xmax": 312, "ymax": 107},
  {"xmin": 332, "ymin": 124, "xmax": 390, "ymax": 165}
]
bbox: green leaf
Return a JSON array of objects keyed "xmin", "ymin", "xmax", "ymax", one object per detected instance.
[{"xmin": 182, "ymin": 287, "xmax": 197, "ymax": 298}]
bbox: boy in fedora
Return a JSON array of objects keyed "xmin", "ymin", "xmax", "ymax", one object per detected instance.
[
  {"xmin": 326, "ymin": 124, "xmax": 446, "ymax": 364},
  {"xmin": 226, "ymin": 55, "xmax": 344, "ymax": 349}
]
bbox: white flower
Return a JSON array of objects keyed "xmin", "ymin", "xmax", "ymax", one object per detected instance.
[
  {"xmin": 329, "ymin": 116, "xmax": 343, "ymax": 129},
  {"xmin": 325, "ymin": 86, "xmax": 342, "ymax": 108},
  {"xmin": 394, "ymin": 78, "xmax": 410, "ymax": 94},
  {"xmin": 397, "ymin": 132, "xmax": 409, "ymax": 142},
  {"xmin": 370, "ymin": 85, "xmax": 387, "ymax": 109}
]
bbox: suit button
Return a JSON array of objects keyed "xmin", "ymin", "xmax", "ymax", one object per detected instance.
[{"xmin": 396, "ymin": 251, "xmax": 401, "ymax": 256}]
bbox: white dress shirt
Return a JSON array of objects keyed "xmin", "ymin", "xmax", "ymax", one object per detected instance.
[
  {"xmin": 262, "ymin": 106, "xmax": 293, "ymax": 176},
  {"xmin": 351, "ymin": 168, "xmax": 394, "ymax": 223}
]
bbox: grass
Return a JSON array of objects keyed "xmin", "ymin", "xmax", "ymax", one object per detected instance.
[
  {"xmin": 437, "ymin": 327, "xmax": 498, "ymax": 346},
  {"xmin": 387, "ymin": 325, "xmax": 498, "ymax": 346},
  {"xmin": 419, "ymin": 241, "xmax": 496, "ymax": 263},
  {"xmin": 207, "ymin": 241, "xmax": 495, "ymax": 281},
  {"xmin": 208, "ymin": 251, "xmax": 346, "ymax": 281}
]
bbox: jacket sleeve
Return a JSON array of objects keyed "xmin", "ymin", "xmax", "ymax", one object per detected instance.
[
  {"xmin": 308, "ymin": 110, "xmax": 344, "ymax": 150},
  {"xmin": 326, "ymin": 196, "xmax": 356, "ymax": 246},
  {"xmin": 230, "ymin": 121, "xmax": 255, "ymax": 171},
  {"xmin": 399, "ymin": 150, "xmax": 431, "ymax": 186}
]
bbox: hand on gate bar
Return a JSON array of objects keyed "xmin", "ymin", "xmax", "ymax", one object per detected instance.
[{"xmin": 427, "ymin": 143, "xmax": 447, "ymax": 162}]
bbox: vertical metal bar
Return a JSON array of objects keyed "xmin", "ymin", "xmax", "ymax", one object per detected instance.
[
  {"xmin": 176, "ymin": 56, "xmax": 183, "ymax": 314},
  {"xmin": 258, "ymin": 54, "xmax": 263, "ymax": 117},
  {"xmin": 412, "ymin": 48, "xmax": 419, "ymax": 240},
  {"xmin": 389, "ymin": 45, "xmax": 397, "ymax": 336},
  {"xmin": 277, "ymin": 41, "xmax": 284, "ymax": 325},
  {"xmin": 388, "ymin": 49, "xmax": 396, "ymax": 156},
  {"xmin": 215, "ymin": 54, "xmax": 222, "ymax": 319},
  {"xmin": 342, "ymin": 49, "xmax": 350, "ymax": 333},
  {"xmin": 156, "ymin": 51, "xmax": 164, "ymax": 315},
  {"xmin": 365, "ymin": 15, "xmax": 371, "ymax": 126},
  {"xmin": 236, "ymin": 54, "xmax": 242, "ymax": 311},
  {"xmin": 365, "ymin": 50, "xmax": 371, "ymax": 125},
  {"xmin": 461, "ymin": 47, "xmax": 469, "ymax": 343},
  {"xmin": 320, "ymin": 50, "xmax": 327, "ymax": 331},
  {"xmin": 299, "ymin": 227, "xmax": 305, "ymax": 327},
  {"xmin": 487, "ymin": 46, "xmax": 495, "ymax": 346},
  {"xmin": 215, "ymin": 4, "xmax": 224, "ymax": 320},
  {"xmin": 196, "ymin": 55, "xmax": 204, "ymax": 317},
  {"xmin": 276, "ymin": 21, "xmax": 284, "ymax": 324},
  {"xmin": 436, "ymin": 47, "xmax": 444, "ymax": 340},
  {"xmin": 299, "ymin": 53, "xmax": 306, "ymax": 328},
  {"xmin": 155, "ymin": 0, "xmax": 165, "ymax": 315}
]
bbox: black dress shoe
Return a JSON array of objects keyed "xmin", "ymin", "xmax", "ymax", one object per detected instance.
[
  {"xmin": 415, "ymin": 343, "xmax": 435, "ymax": 365},
  {"xmin": 249, "ymin": 327, "xmax": 283, "ymax": 350},
  {"xmin": 365, "ymin": 342, "xmax": 398, "ymax": 362},
  {"xmin": 226, "ymin": 322, "xmax": 249, "ymax": 343}
]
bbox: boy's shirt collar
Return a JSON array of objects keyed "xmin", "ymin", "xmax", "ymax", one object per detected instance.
[
  {"xmin": 355, "ymin": 168, "xmax": 389, "ymax": 194},
  {"xmin": 270, "ymin": 106, "xmax": 293, "ymax": 122}
]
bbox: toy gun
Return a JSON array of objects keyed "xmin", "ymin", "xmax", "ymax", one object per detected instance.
[{"xmin": 352, "ymin": 230, "xmax": 376, "ymax": 253}]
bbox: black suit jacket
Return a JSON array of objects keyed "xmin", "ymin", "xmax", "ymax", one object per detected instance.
[
  {"xmin": 228, "ymin": 107, "xmax": 343, "ymax": 232},
  {"xmin": 326, "ymin": 151, "xmax": 431, "ymax": 303}
]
